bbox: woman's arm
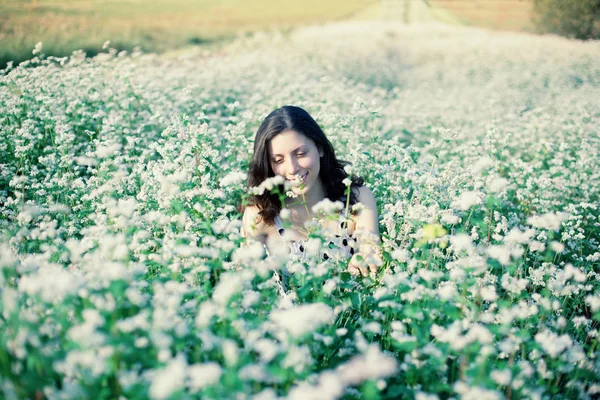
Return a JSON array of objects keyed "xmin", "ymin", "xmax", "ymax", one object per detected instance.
[
  {"xmin": 348, "ymin": 185, "xmax": 382, "ymax": 277},
  {"xmin": 241, "ymin": 205, "xmax": 267, "ymax": 245}
]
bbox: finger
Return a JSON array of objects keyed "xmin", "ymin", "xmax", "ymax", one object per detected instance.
[
  {"xmin": 359, "ymin": 265, "xmax": 368, "ymax": 277},
  {"xmin": 368, "ymin": 263, "xmax": 378, "ymax": 274},
  {"xmin": 348, "ymin": 264, "xmax": 360, "ymax": 276}
]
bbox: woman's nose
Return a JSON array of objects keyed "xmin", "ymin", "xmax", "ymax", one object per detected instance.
[{"xmin": 285, "ymin": 157, "xmax": 300, "ymax": 175}]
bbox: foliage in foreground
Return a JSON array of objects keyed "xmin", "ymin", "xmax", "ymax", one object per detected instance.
[{"xmin": 1, "ymin": 22, "xmax": 600, "ymax": 399}]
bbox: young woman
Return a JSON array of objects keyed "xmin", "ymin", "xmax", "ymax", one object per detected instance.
[{"xmin": 241, "ymin": 105, "xmax": 382, "ymax": 277}]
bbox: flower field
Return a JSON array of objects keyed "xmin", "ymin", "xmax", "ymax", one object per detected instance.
[{"xmin": 1, "ymin": 21, "xmax": 600, "ymax": 399}]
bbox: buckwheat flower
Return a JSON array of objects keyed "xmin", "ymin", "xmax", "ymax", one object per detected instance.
[
  {"xmin": 585, "ymin": 295, "xmax": 600, "ymax": 312},
  {"xmin": 487, "ymin": 245, "xmax": 511, "ymax": 266},
  {"xmin": 242, "ymin": 290, "xmax": 260, "ymax": 308},
  {"xmin": 527, "ymin": 212, "xmax": 569, "ymax": 231},
  {"xmin": 501, "ymin": 273, "xmax": 528, "ymax": 295},
  {"xmin": 416, "ymin": 392, "xmax": 439, "ymax": 400},
  {"xmin": 471, "ymin": 156, "xmax": 494, "ymax": 174},
  {"xmin": 95, "ymin": 142, "xmax": 121, "ymax": 158},
  {"xmin": 450, "ymin": 233, "xmax": 473, "ymax": 253},
  {"xmin": 19, "ymin": 265, "xmax": 84, "ymax": 303},
  {"xmin": 269, "ymin": 303, "xmax": 334, "ymax": 338},
  {"xmin": 391, "ymin": 248, "xmax": 411, "ymax": 263},
  {"xmin": 491, "ymin": 369, "xmax": 512, "ymax": 386},
  {"xmin": 187, "ymin": 362, "xmax": 222, "ymax": 392},
  {"xmin": 453, "ymin": 191, "xmax": 483, "ymax": 211},
  {"xmin": 222, "ymin": 339, "xmax": 239, "ymax": 366},
  {"xmin": 75, "ymin": 156, "xmax": 97, "ymax": 167},
  {"xmin": 441, "ymin": 213, "xmax": 460, "ymax": 225},
  {"xmin": 480, "ymin": 286, "xmax": 497, "ymax": 301},
  {"xmin": 454, "ymin": 381, "xmax": 502, "ymax": 400},
  {"xmin": 363, "ymin": 322, "xmax": 381, "ymax": 334},
  {"xmin": 195, "ymin": 301, "xmax": 216, "ymax": 329},
  {"xmin": 219, "ymin": 171, "xmax": 246, "ymax": 187},
  {"xmin": 231, "ymin": 241, "xmax": 264, "ymax": 264},
  {"xmin": 254, "ymin": 388, "xmax": 279, "ymax": 400},
  {"xmin": 282, "ymin": 345, "xmax": 313, "ymax": 373},
  {"xmin": 323, "ymin": 279, "xmax": 337, "ymax": 295},
  {"xmin": 280, "ymin": 208, "xmax": 291, "ymax": 220},
  {"xmin": 212, "ymin": 272, "xmax": 244, "ymax": 305},
  {"xmin": 0, "ymin": 242, "xmax": 17, "ymax": 268},
  {"xmin": 550, "ymin": 241, "xmax": 565, "ymax": 253},
  {"xmin": 438, "ymin": 282, "xmax": 456, "ymax": 300},
  {"xmin": 312, "ymin": 198, "xmax": 344, "ymax": 215},
  {"xmin": 535, "ymin": 329, "xmax": 573, "ymax": 358},
  {"xmin": 149, "ymin": 354, "xmax": 187, "ymax": 399},
  {"xmin": 351, "ymin": 202, "xmax": 365, "ymax": 213},
  {"xmin": 337, "ymin": 344, "xmax": 397, "ymax": 385},
  {"xmin": 68, "ymin": 309, "xmax": 105, "ymax": 347},
  {"xmin": 33, "ymin": 41, "xmax": 43, "ymax": 55},
  {"xmin": 488, "ymin": 177, "xmax": 509, "ymax": 193},
  {"xmin": 504, "ymin": 227, "xmax": 534, "ymax": 244}
]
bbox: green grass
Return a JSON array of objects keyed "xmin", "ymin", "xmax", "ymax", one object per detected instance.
[{"xmin": 0, "ymin": 0, "xmax": 376, "ymax": 69}]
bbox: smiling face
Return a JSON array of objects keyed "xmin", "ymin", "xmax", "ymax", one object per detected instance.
[{"xmin": 268, "ymin": 130, "xmax": 324, "ymax": 196}]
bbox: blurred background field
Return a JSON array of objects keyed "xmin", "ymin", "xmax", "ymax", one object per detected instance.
[
  {"xmin": 3, "ymin": 0, "xmax": 589, "ymax": 71},
  {"xmin": 0, "ymin": 0, "xmax": 379, "ymax": 69}
]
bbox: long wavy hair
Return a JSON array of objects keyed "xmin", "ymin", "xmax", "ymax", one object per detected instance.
[{"xmin": 247, "ymin": 105, "xmax": 364, "ymax": 226}]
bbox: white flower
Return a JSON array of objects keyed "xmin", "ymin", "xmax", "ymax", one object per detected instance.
[
  {"xmin": 450, "ymin": 233, "xmax": 473, "ymax": 253},
  {"xmin": 311, "ymin": 198, "xmax": 344, "ymax": 215},
  {"xmin": 490, "ymin": 369, "xmax": 512, "ymax": 386},
  {"xmin": 488, "ymin": 177, "xmax": 509, "ymax": 193},
  {"xmin": 535, "ymin": 329, "xmax": 573, "ymax": 358},
  {"xmin": 149, "ymin": 354, "xmax": 187, "ymax": 399},
  {"xmin": 18, "ymin": 265, "xmax": 84, "ymax": 303},
  {"xmin": 269, "ymin": 303, "xmax": 334, "ymax": 338},
  {"xmin": 527, "ymin": 212, "xmax": 569, "ymax": 231},
  {"xmin": 585, "ymin": 295, "xmax": 600, "ymax": 312},
  {"xmin": 441, "ymin": 213, "xmax": 460, "ymax": 225},
  {"xmin": 391, "ymin": 248, "xmax": 411, "ymax": 263},
  {"xmin": 219, "ymin": 171, "xmax": 247, "ymax": 187},
  {"xmin": 453, "ymin": 191, "xmax": 483, "ymax": 211},
  {"xmin": 187, "ymin": 362, "xmax": 222, "ymax": 392},
  {"xmin": 336, "ymin": 344, "xmax": 397, "ymax": 385},
  {"xmin": 342, "ymin": 178, "xmax": 352, "ymax": 186},
  {"xmin": 222, "ymin": 339, "xmax": 239, "ymax": 366},
  {"xmin": 212, "ymin": 273, "xmax": 244, "ymax": 305},
  {"xmin": 280, "ymin": 208, "xmax": 291, "ymax": 220},
  {"xmin": 344, "ymin": 165, "xmax": 354, "ymax": 174},
  {"xmin": 487, "ymin": 245, "xmax": 511, "ymax": 266},
  {"xmin": 32, "ymin": 42, "xmax": 43, "ymax": 55},
  {"xmin": 550, "ymin": 241, "xmax": 565, "ymax": 253}
]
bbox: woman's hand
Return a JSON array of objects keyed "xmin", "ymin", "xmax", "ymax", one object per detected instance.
[{"xmin": 347, "ymin": 249, "xmax": 383, "ymax": 277}]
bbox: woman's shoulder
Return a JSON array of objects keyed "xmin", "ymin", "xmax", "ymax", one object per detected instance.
[
  {"xmin": 355, "ymin": 185, "xmax": 377, "ymax": 208},
  {"xmin": 242, "ymin": 205, "xmax": 268, "ymax": 238}
]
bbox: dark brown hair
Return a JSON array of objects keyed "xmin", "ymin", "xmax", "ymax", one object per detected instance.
[{"xmin": 247, "ymin": 105, "xmax": 363, "ymax": 225}]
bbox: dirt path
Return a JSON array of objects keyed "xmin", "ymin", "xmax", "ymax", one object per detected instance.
[{"xmin": 352, "ymin": 0, "xmax": 461, "ymax": 24}]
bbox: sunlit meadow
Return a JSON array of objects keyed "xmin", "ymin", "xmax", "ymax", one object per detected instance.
[{"xmin": 1, "ymin": 21, "xmax": 599, "ymax": 399}]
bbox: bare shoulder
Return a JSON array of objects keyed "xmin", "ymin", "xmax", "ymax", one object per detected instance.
[
  {"xmin": 356, "ymin": 185, "xmax": 377, "ymax": 209},
  {"xmin": 242, "ymin": 205, "xmax": 267, "ymax": 238}
]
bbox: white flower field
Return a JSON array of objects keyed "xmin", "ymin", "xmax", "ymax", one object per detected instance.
[{"xmin": 1, "ymin": 21, "xmax": 599, "ymax": 399}]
